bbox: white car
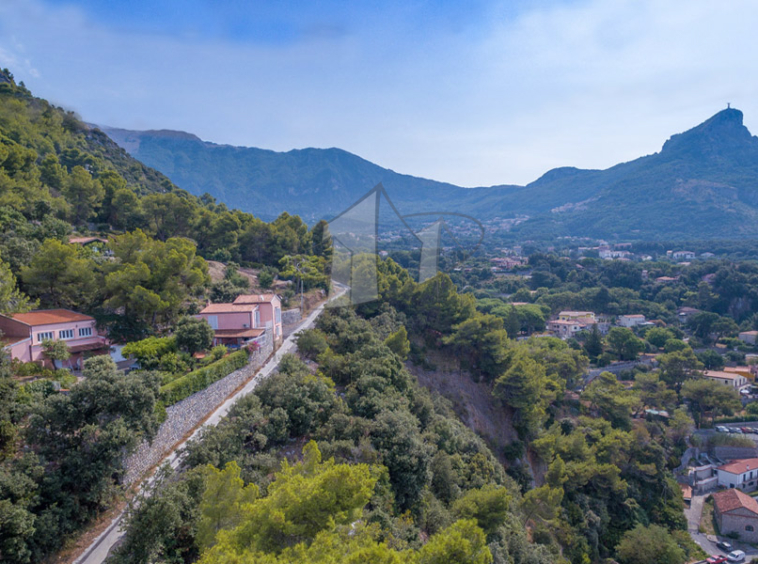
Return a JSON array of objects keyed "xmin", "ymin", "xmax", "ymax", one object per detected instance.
[
  {"xmin": 716, "ymin": 426, "xmax": 730, "ymax": 433},
  {"xmin": 727, "ymin": 550, "xmax": 745, "ymax": 562}
]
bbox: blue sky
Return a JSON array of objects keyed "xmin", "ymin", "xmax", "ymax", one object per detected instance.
[{"xmin": 2, "ymin": 0, "xmax": 758, "ymax": 187}]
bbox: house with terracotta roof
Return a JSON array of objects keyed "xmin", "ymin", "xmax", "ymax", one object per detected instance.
[
  {"xmin": 0, "ymin": 309, "xmax": 109, "ymax": 369},
  {"xmin": 705, "ymin": 369, "xmax": 749, "ymax": 390},
  {"xmin": 195, "ymin": 302, "xmax": 266, "ymax": 348},
  {"xmin": 233, "ymin": 294, "xmax": 282, "ymax": 342},
  {"xmin": 716, "ymin": 458, "xmax": 758, "ymax": 492},
  {"xmin": 712, "ymin": 488, "xmax": 758, "ymax": 541}
]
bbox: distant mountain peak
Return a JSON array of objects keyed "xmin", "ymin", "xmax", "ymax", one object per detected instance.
[{"xmin": 661, "ymin": 107, "xmax": 756, "ymax": 157}]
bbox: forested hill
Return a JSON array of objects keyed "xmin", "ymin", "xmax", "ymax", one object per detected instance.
[
  {"xmin": 0, "ymin": 69, "xmax": 176, "ymax": 197},
  {"xmin": 107, "ymin": 109, "xmax": 758, "ymax": 240}
]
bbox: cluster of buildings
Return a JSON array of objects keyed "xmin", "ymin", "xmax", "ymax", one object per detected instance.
[
  {"xmin": 689, "ymin": 456, "xmax": 758, "ymax": 541},
  {"xmin": 1, "ymin": 294, "xmax": 284, "ymax": 371},
  {"xmin": 545, "ymin": 310, "xmax": 654, "ymax": 340}
]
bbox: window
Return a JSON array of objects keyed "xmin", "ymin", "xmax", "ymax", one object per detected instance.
[
  {"xmin": 79, "ymin": 327, "xmax": 92, "ymax": 337},
  {"xmin": 59, "ymin": 329, "xmax": 74, "ymax": 340},
  {"xmin": 747, "ymin": 525, "xmax": 755, "ymax": 532},
  {"xmin": 37, "ymin": 331, "xmax": 54, "ymax": 342},
  {"xmin": 275, "ymin": 308, "xmax": 281, "ymax": 323},
  {"xmin": 254, "ymin": 311, "xmax": 260, "ymax": 327}
]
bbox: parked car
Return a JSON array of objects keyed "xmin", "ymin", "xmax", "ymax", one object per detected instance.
[
  {"xmin": 716, "ymin": 426, "xmax": 730, "ymax": 433},
  {"xmin": 726, "ymin": 550, "xmax": 745, "ymax": 562},
  {"xmin": 717, "ymin": 541, "xmax": 733, "ymax": 552},
  {"xmin": 729, "ymin": 428, "xmax": 743, "ymax": 434},
  {"xmin": 741, "ymin": 427, "xmax": 754, "ymax": 434},
  {"xmin": 708, "ymin": 555, "xmax": 727, "ymax": 564}
]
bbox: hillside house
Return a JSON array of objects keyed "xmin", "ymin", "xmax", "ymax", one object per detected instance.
[
  {"xmin": 716, "ymin": 458, "xmax": 758, "ymax": 492},
  {"xmin": 195, "ymin": 303, "xmax": 266, "ymax": 348},
  {"xmin": 705, "ymin": 369, "xmax": 749, "ymax": 390},
  {"xmin": 548, "ymin": 319, "xmax": 592, "ymax": 340},
  {"xmin": 713, "ymin": 489, "xmax": 758, "ymax": 542},
  {"xmin": 233, "ymin": 294, "xmax": 283, "ymax": 342},
  {"xmin": 739, "ymin": 331, "xmax": 758, "ymax": 345},
  {"xmin": 0, "ymin": 309, "xmax": 109, "ymax": 369},
  {"xmin": 617, "ymin": 314, "xmax": 647, "ymax": 328}
]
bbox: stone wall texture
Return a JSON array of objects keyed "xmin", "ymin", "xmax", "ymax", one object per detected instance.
[{"xmin": 123, "ymin": 333, "xmax": 275, "ymax": 485}]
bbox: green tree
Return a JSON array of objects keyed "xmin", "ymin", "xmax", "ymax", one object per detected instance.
[
  {"xmin": 607, "ymin": 327, "xmax": 645, "ymax": 360},
  {"xmin": 20, "ymin": 239, "xmax": 97, "ymax": 309},
  {"xmin": 615, "ymin": 524, "xmax": 685, "ymax": 564},
  {"xmin": 451, "ymin": 485, "xmax": 510, "ymax": 535},
  {"xmin": 174, "ymin": 316, "xmax": 214, "ymax": 355},
  {"xmin": 384, "ymin": 326, "xmax": 410, "ymax": 360},
  {"xmin": 696, "ymin": 349, "xmax": 725, "ymax": 370},
  {"xmin": 583, "ymin": 372, "xmax": 638, "ymax": 429},
  {"xmin": 197, "ymin": 461, "xmax": 259, "ymax": 550},
  {"xmin": 583, "ymin": 323, "xmax": 603, "ymax": 359},
  {"xmin": 645, "ymin": 327, "xmax": 675, "ymax": 349},
  {"xmin": 310, "ymin": 219, "xmax": 333, "ymax": 264},
  {"xmin": 41, "ymin": 339, "xmax": 70, "ymax": 368},
  {"xmin": 0, "ymin": 256, "xmax": 33, "ymax": 313},
  {"xmin": 62, "ymin": 165, "xmax": 104, "ymax": 224},
  {"xmin": 658, "ymin": 348, "xmax": 703, "ymax": 393},
  {"xmin": 681, "ymin": 378, "xmax": 741, "ymax": 427}
]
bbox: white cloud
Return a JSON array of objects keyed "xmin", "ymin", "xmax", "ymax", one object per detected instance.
[{"xmin": 1, "ymin": 0, "xmax": 758, "ymax": 187}]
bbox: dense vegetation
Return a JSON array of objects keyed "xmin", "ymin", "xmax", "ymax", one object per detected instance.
[{"xmin": 112, "ymin": 306, "xmax": 555, "ymax": 564}]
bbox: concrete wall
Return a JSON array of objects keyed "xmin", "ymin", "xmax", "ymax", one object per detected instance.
[{"xmin": 123, "ymin": 331, "xmax": 275, "ymax": 485}]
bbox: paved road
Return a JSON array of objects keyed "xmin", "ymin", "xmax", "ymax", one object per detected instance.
[{"xmin": 73, "ymin": 287, "xmax": 345, "ymax": 564}]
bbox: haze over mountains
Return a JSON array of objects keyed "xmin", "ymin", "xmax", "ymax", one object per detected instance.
[{"xmin": 105, "ymin": 108, "xmax": 758, "ymax": 240}]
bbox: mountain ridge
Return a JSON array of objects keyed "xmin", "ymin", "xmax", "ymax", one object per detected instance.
[{"xmin": 104, "ymin": 107, "xmax": 758, "ymax": 240}]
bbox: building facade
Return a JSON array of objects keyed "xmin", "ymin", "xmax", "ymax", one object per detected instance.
[
  {"xmin": 233, "ymin": 294, "xmax": 283, "ymax": 342},
  {"xmin": 717, "ymin": 458, "xmax": 758, "ymax": 492},
  {"xmin": 713, "ymin": 488, "xmax": 758, "ymax": 542},
  {"xmin": 0, "ymin": 309, "xmax": 109, "ymax": 369}
]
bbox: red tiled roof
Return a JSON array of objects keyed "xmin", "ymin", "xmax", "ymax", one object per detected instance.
[
  {"xmin": 10, "ymin": 309, "xmax": 93, "ymax": 326},
  {"xmin": 717, "ymin": 458, "xmax": 758, "ymax": 475},
  {"xmin": 233, "ymin": 294, "xmax": 278, "ymax": 304},
  {"xmin": 713, "ymin": 488, "xmax": 758, "ymax": 515},
  {"xmin": 199, "ymin": 303, "xmax": 257, "ymax": 314}
]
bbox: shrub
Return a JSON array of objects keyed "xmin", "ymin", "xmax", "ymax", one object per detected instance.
[{"xmin": 159, "ymin": 349, "xmax": 249, "ymax": 406}]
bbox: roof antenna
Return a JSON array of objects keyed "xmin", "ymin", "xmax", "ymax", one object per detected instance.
[{"xmin": 728, "ymin": 102, "xmax": 731, "ymax": 109}]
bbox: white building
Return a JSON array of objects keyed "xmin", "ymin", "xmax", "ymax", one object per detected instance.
[
  {"xmin": 705, "ymin": 370, "xmax": 749, "ymax": 390},
  {"xmin": 717, "ymin": 458, "xmax": 758, "ymax": 492},
  {"xmin": 672, "ymin": 250, "xmax": 696, "ymax": 260},
  {"xmin": 547, "ymin": 319, "xmax": 591, "ymax": 340},
  {"xmin": 617, "ymin": 314, "xmax": 647, "ymax": 328}
]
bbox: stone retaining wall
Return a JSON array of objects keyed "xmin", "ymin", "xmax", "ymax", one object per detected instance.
[{"xmin": 123, "ymin": 333, "xmax": 275, "ymax": 485}]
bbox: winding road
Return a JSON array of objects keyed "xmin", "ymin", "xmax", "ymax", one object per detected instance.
[{"xmin": 73, "ymin": 287, "xmax": 345, "ymax": 564}]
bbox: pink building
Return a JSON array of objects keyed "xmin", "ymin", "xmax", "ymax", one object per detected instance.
[
  {"xmin": 233, "ymin": 294, "xmax": 283, "ymax": 342},
  {"xmin": 0, "ymin": 309, "xmax": 109, "ymax": 369},
  {"xmin": 195, "ymin": 303, "xmax": 266, "ymax": 348}
]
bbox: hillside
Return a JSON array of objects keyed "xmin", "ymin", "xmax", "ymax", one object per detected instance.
[
  {"xmin": 106, "ymin": 108, "xmax": 758, "ymax": 240},
  {"xmin": 103, "ymin": 126, "xmax": 516, "ymax": 223}
]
